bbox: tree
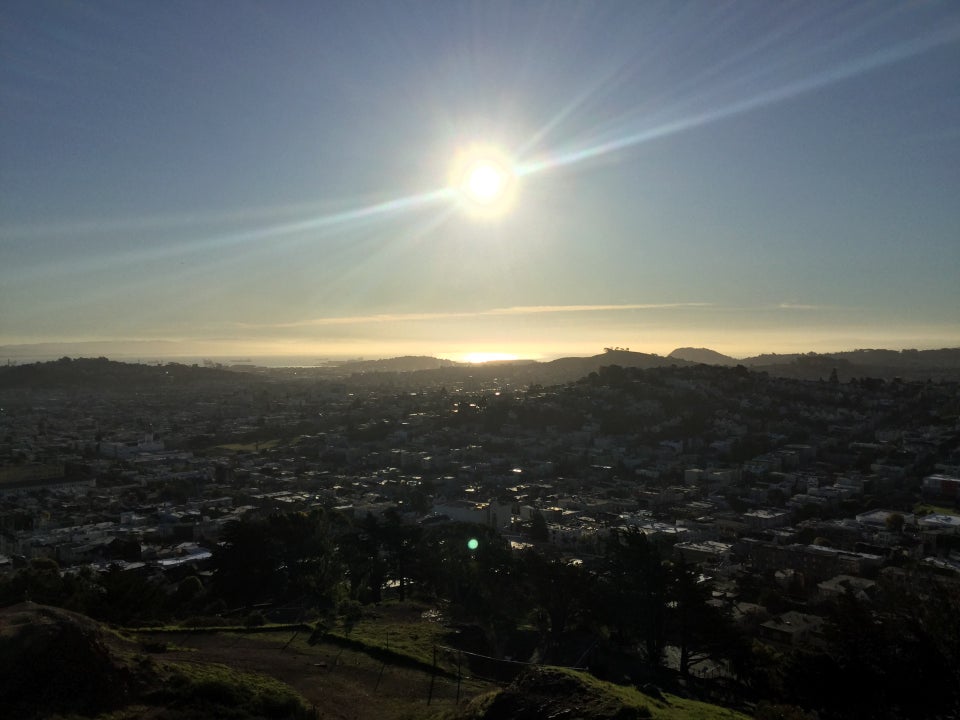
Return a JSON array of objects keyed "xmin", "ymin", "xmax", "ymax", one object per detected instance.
[
  {"xmin": 776, "ymin": 577, "xmax": 960, "ymax": 719},
  {"xmin": 520, "ymin": 551, "xmax": 589, "ymax": 663},
  {"xmin": 422, "ymin": 523, "xmax": 521, "ymax": 658},
  {"xmin": 211, "ymin": 509, "xmax": 343, "ymax": 609},
  {"xmin": 0, "ymin": 558, "xmax": 66, "ymax": 607},
  {"xmin": 97, "ymin": 563, "xmax": 165, "ymax": 624},
  {"xmin": 602, "ymin": 528, "xmax": 669, "ymax": 670},
  {"xmin": 667, "ymin": 560, "xmax": 735, "ymax": 676},
  {"xmin": 528, "ymin": 510, "xmax": 549, "ymax": 542},
  {"xmin": 337, "ymin": 514, "xmax": 387, "ymax": 604},
  {"xmin": 377, "ymin": 509, "xmax": 421, "ymax": 600},
  {"xmin": 885, "ymin": 512, "xmax": 905, "ymax": 533},
  {"xmin": 268, "ymin": 509, "xmax": 343, "ymax": 609},
  {"xmin": 212, "ymin": 516, "xmax": 283, "ymax": 605}
]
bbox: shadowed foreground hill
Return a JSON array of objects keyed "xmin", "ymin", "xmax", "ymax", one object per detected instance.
[
  {"xmin": 463, "ymin": 667, "xmax": 751, "ymax": 720},
  {"xmin": 0, "ymin": 603, "xmax": 310, "ymax": 720},
  {"xmin": 0, "ymin": 602, "xmax": 137, "ymax": 717},
  {"xmin": 466, "ymin": 668, "xmax": 646, "ymax": 720},
  {"xmin": 0, "ymin": 602, "xmax": 756, "ymax": 720}
]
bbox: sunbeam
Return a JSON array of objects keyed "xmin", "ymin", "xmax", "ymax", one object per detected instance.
[
  {"xmin": 515, "ymin": 21, "xmax": 960, "ymax": 178},
  {"xmin": 5, "ymin": 186, "xmax": 457, "ymax": 283},
  {"xmin": 4, "ymin": 2, "xmax": 959, "ymax": 361},
  {"xmin": 10, "ymin": 15, "xmax": 955, "ymax": 288}
]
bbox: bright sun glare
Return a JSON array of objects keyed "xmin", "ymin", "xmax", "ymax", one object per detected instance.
[
  {"xmin": 466, "ymin": 163, "xmax": 505, "ymax": 203},
  {"xmin": 462, "ymin": 352, "xmax": 518, "ymax": 363},
  {"xmin": 450, "ymin": 145, "xmax": 517, "ymax": 219}
]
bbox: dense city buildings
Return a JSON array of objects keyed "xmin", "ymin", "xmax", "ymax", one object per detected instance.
[
  {"xmin": 1, "ymin": 356, "xmax": 959, "ymax": 716},
  {"xmin": 3, "ymin": 357, "xmax": 958, "ymax": 578}
]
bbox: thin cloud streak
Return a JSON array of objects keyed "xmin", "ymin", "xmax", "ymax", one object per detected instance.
[
  {"xmin": 776, "ymin": 303, "xmax": 828, "ymax": 311},
  {"xmin": 243, "ymin": 303, "xmax": 714, "ymax": 329}
]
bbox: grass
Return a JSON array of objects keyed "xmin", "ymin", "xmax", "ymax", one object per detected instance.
[
  {"xmin": 46, "ymin": 627, "xmax": 313, "ymax": 720},
  {"xmin": 55, "ymin": 707, "xmax": 156, "ymax": 720},
  {"xmin": 156, "ymin": 660, "xmax": 311, "ymax": 719},
  {"xmin": 654, "ymin": 695, "xmax": 753, "ymax": 720},
  {"xmin": 482, "ymin": 667, "xmax": 753, "ymax": 720},
  {"xmin": 230, "ymin": 603, "xmax": 464, "ymax": 680},
  {"xmin": 456, "ymin": 666, "xmax": 754, "ymax": 720},
  {"xmin": 178, "ymin": 624, "xmax": 496, "ymax": 719},
  {"xmin": 324, "ymin": 601, "xmax": 454, "ymax": 669},
  {"xmin": 127, "ymin": 603, "xmax": 753, "ymax": 720},
  {"xmin": 310, "ymin": 603, "xmax": 753, "ymax": 719},
  {"xmin": 569, "ymin": 669, "xmax": 753, "ymax": 719},
  {"xmin": 316, "ymin": 603, "xmax": 753, "ymax": 720},
  {"xmin": 131, "ymin": 621, "xmax": 307, "ymax": 633},
  {"xmin": 127, "ymin": 601, "xmax": 455, "ymax": 672},
  {"xmin": 913, "ymin": 502, "xmax": 959, "ymax": 516}
]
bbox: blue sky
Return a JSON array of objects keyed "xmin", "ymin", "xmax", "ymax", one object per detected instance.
[{"xmin": 2, "ymin": 1, "xmax": 959, "ymax": 362}]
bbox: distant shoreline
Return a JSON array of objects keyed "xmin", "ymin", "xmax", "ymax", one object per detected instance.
[{"xmin": 1, "ymin": 355, "xmax": 356, "ymax": 369}]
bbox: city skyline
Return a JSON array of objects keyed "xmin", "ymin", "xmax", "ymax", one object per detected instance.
[{"xmin": 3, "ymin": 2, "xmax": 959, "ymax": 363}]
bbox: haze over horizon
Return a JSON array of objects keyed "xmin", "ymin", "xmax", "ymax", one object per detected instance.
[{"xmin": 3, "ymin": 2, "xmax": 959, "ymax": 364}]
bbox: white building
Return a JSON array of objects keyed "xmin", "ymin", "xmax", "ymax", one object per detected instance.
[{"xmin": 431, "ymin": 499, "xmax": 513, "ymax": 531}]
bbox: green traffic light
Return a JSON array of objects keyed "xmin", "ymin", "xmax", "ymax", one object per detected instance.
[{"xmin": 467, "ymin": 538, "xmax": 479, "ymax": 551}]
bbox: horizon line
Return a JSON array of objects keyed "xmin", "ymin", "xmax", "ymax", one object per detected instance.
[{"xmin": 3, "ymin": 344, "xmax": 960, "ymax": 368}]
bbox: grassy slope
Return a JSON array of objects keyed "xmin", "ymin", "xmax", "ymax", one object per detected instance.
[
  {"xmin": 463, "ymin": 667, "xmax": 752, "ymax": 720},
  {"xmin": 127, "ymin": 601, "xmax": 753, "ymax": 720},
  {"xmin": 560, "ymin": 668, "xmax": 752, "ymax": 720}
]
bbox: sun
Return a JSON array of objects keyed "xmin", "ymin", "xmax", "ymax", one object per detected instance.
[
  {"xmin": 465, "ymin": 163, "xmax": 506, "ymax": 204},
  {"xmin": 462, "ymin": 351, "xmax": 519, "ymax": 363},
  {"xmin": 450, "ymin": 145, "xmax": 518, "ymax": 219}
]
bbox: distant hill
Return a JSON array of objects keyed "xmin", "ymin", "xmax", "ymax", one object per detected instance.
[
  {"xmin": 5, "ymin": 347, "xmax": 959, "ymax": 389},
  {"xmin": 0, "ymin": 356, "xmax": 259, "ymax": 390},
  {"xmin": 379, "ymin": 350, "xmax": 696, "ymax": 387},
  {"xmin": 330, "ymin": 350, "xmax": 694, "ymax": 390},
  {"xmin": 668, "ymin": 347, "xmax": 738, "ymax": 365},
  {"xmin": 1, "ymin": 353, "xmax": 690, "ymax": 391},
  {"xmin": 537, "ymin": 349, "xmax": 695, "ymax": 381},
  {"xmin": 750, "ymin": 348, "xmax": 960, "ymax": 381},
  {"xmin": 740, "ymin": 352, "xmax": 802, "ymax": 366},
  {"xmin": 663, "ymin": 347, "xmax": 960, "ymax": 381},
  {"xmin": 830, "ymin": 347, "xmax": 960, "ymax": 368},
  {"xmin": 339, "ymin": 355, "xmax": 461, "ymax": 373}
]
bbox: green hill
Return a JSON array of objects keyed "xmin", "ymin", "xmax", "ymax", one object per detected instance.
[{"xmin": 463, "ymin": 667, "xmax": 752, "ymax": 720}]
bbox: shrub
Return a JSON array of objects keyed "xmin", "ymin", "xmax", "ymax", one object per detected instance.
[{"xmin": 243, "ymin": 610, "xmax": 266, "ymax": 627}]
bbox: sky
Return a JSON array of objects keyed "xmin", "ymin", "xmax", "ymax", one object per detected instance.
[{"xmin": 2, "ymin": 1, "xmax": 959, "ymax": 364}]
